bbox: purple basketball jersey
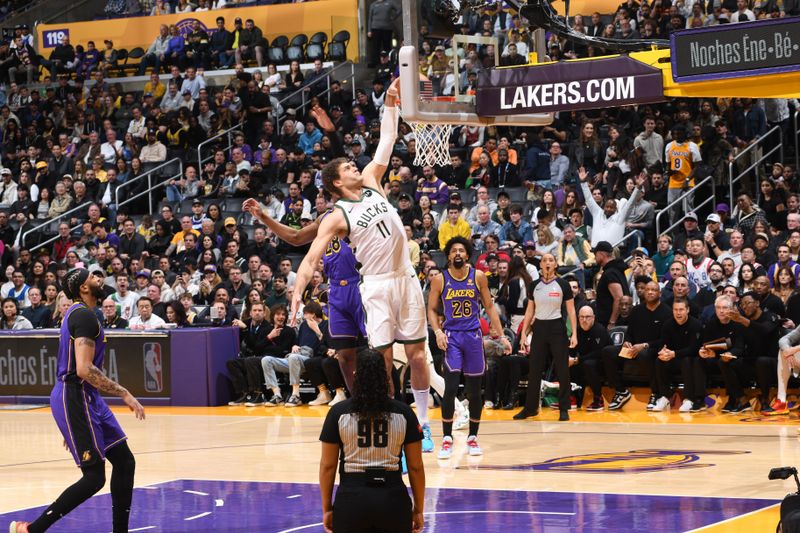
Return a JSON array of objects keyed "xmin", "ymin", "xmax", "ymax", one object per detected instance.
[
  {"xmin": 324, "ymin": 237, "xmax": 366, "ymax": 342},
  {"xmin": 440, "ymin": 267, "xmax": 481, "ymax": 331},
  {"xmin": 57, "ymin": 302, "xmax": 106, "ymax": 382}
]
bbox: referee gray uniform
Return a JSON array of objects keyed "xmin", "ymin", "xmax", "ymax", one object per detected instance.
[
  {"xmin": 523, "ymin": 277, "xmax": 573, "ymax": 413},
  {"xmin": 320, "ymin": 398, "xmax": 423, "ymax": 532}
]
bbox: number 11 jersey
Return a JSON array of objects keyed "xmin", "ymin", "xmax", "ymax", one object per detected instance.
[{"xmin": 335, "ymin": 186, "xmax": 412, "ymax": 276}]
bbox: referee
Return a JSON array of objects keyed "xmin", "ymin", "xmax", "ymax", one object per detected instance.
[
  {"xmin": 513, "ymin": 253, "xmax": 578, "ymax": 421},
  {"xmin": 319, "ymin": 349, "xmax": 425, "ymax": 533}
]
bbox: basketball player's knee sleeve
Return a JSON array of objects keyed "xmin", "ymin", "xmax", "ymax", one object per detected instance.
[
  {"xmin": 442, "ymin": 372, "xmax": 460, "ymax": 420},
  {"xmin": 107, "ymin": 443, "xmax": 136, "ymax": 478},
  {"xmin": 374, "ymin": 106, "xmax": 398, "ymax": 166},
  {"xmin": 465, "ymin": 376, "xmax": 483, "ymax": 420},
  {"xmin": 81, "ymin": 461, "xmax": 107, "ymax": 495}
]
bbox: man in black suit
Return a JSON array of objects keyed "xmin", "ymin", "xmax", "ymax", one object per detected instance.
[{"xmin": 226, "ymin": 302, "xmax": 272, "ymax": 405}]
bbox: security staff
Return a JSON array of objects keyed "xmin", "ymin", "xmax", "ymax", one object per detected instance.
[
  {"xmin": 514, "ymin": 253, "xmax": 578, "ymax": 421},
  {"xmin": 319, "ymin": 349, "xmax": 425, "ymax": 533}
]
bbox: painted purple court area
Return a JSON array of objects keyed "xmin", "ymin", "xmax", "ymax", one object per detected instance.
[{"xmin": 1, "ymin": 479, "xmax": 776, "ymax": 532}]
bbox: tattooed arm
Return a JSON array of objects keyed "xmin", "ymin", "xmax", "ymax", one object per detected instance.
[{"xmin": 75, "ymin": 337, "xmax": 146, "ymax": 420}]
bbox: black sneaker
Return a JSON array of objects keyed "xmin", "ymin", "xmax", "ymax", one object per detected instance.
[
  {"xmin": 728, "ymin": 399, "xmax": 752, "ymax": 414},
  {"xmin": 513, "ymin": 408, "xmax": 539, "ymax": 420},
  {"xmin": 586, "ymin": 397, "xmax": 605, "ymax": 412},
  {"xmin": 608, "ymin": 390, "xmax": 632, "ymax": 411},
  {"xmin": 285, "ymin": 394, "xmax": 303, "ymax": 407},
  {"xmin": 645, "ymin": 393, "xmax": 657, "ymax": 411},
  {"xmin": 228, "ymin": 393, "xmax": 248, "ymax": 406},
  {"xmin": 690, "ymin": 400, "xmax": 707, "ymax": 413},
  {"xmin": 721, "ymin": 398, "xmax": 737, "ymax": 413},
  {"xmin": 265, "ymin": 394, "xmax": 283, "ymax": 407},
  {"xmin": 244, "ymin": 393, "xmax": 266, "ymax": 406},
  {"xmin": 559, "ymin": 410, "xmax": 570, "ymax": 421}
]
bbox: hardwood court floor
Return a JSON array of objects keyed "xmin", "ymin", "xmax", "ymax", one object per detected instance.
[{"xmin": 1, "ymin": 401, "xmax": 797, "ymax": 532}]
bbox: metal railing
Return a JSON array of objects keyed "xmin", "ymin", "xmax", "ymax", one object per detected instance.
[
  {"xmin": 21, "ymin": 200, "xmax": 94, "ymax": 247},
  {"xmin": 195, "ymin": 121, "xmax": 244, "ymax": 171},
  {"xmin": 116, "ymin": 158, "xmax": 184, "ymax": 214},
  {"xmin": 275, "ymin": 61, "xmax": 356, "ymax": 132},
  {"xmin": 27, "ymin": 223, "xmax": 84, "ymax": 255},
  {"xmin": 655, "ymin": 174, "xmax": 715, "ymax": 238},
  {"xmin": 728, "ymin": 124, "xmax": 783, "ymax": 204},
  {"xmin": 794, "ymin": 110, "xmax": 799, "ymax": 171}
]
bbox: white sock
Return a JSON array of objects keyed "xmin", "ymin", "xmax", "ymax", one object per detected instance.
[{"xmin": 412, "ymin": 388, "xmax": 430, "ymax": 425}]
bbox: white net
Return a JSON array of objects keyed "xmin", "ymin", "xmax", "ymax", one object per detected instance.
[{"xmin": 406, "ymin": 121, "xmax": 453, "ymax": 168}]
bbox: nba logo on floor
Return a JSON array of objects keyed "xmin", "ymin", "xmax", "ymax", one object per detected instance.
[{"xmin": 144, "ymin": 343, "xmax": 163, "ymax": 393}]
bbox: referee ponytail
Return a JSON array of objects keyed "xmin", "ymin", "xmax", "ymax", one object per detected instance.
[{"xmin": 352, "ymin": 348, "xmax": 390, "ymax": 421}]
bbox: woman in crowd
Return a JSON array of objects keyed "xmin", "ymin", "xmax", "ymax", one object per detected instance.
[
  {"xmin": 165, "ymin": 301, "xmax": 191, "ymax": 327},
  {"xmin": 241, "ymin": 288, "xmax": 267, "ymax": 323},
  {"xmin": 738, "ymin": 263, "xmax": 758, "ymax": 293},
  {"xmin": 534, "ymin": 226, "xmax": 558, "ymax": 258},
  {"xmin": 417, "ymin": 195, "xmax": 440, "ymax": 228},
  {"xmin": 414, "ymin": 212, "xmax": 439, "ymax": 253},
  {"xmin": 497, "ymin": 256, "xmax": 532, "ymax": 333},
  {"xmin": 773, "ymin": 266, "xmax": 796, "ymax": 306},
  {"xmin": 569, "ymin": 121, "xmax": 604, "ymax": 177},
  {"xmin": 147, "ymin": 221, "xmax": 173, "ymax": 257}
]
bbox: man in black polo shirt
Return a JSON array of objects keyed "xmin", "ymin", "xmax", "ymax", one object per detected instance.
[
  {"xmin": 727, "ymin": 292, "xmax": 783, "ymax": 413},
  {"xmin": 594, "ymin": 241, "xmax": 630, "ymax": 328},
  {"xmin": 652, "ymin": 299, "xmax": 702, "ymax": 412},
  {"xmin": 603, "ymin": 280, "xmax": 671, "ymax": 411},
  {"xmin": 696, "ymin": 295, "xmax": 747, "ymax": 413},
  {"xmin": 226, "ymin": 301, "xmax": 271, "ymax": 405},
  {"xmin": 573, "ymin": 305, "xmax": 616, "ymax": 411},
  {"xmin": 753, "ymin": 275, "xmax": 786, "ymax": 318}
]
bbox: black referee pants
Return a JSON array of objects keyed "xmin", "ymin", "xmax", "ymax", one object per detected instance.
[
  {"xmin": 333, "ymin": 475, "xmax": 412, "ymax": 532},
  {"xmin": 226, "ymin": 356, "xmax": 264, "ymax": 395},
  {"xmin": 523, "ymin": 319, "xmax": 570, "ymax": 412}
]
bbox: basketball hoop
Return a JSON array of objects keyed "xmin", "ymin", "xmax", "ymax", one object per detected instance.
[{"xmin": 399, "ymin": 95, "xmax": 455, "ymax": 168}]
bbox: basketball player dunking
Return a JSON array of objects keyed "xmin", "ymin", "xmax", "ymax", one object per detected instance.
[
  {"xmin": 246, "ymin": 204, "xmax": 471, "ymax": 428},
  {"xmin": 9, "ymin": 269, "xmax": 144, "ymax": 533},
  {"xmin": 281, "ymin": 79, "xmax": 434, "ymax": 452}
]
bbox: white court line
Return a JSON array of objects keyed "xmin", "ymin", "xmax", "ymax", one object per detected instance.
[
  {"xmin": 128, "ymin": 527, "xmax": 157, "ymax": 532},
  {"xmin": 275, "ymin": 510, "xmax": 577, "ymax": 532},
  {"xmin": 215, "ymin": 499, "xmax": 224, "ymax": 507},
  {"xmin": 183, "ymin": 490, "xmax": 209, "ymax": 496},
  {"xmin": 184, "ymin": 511, "xmax": 212, "ymax": 521},
  {"xmin": 286, "ymin": 494, "xmax": 302, "ymax": 499},
  {"xmin": 216, "ymin": 418, "xmax": 265, "ymax": 427},
  {"xmin": 683, "ymin": 503, "xmax": 780, "ymax": 532}
]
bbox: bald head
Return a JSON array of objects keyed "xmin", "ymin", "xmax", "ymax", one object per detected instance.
[{"xmin": 578, "ymin": 305, "xmax": 595, "ymax": 330}]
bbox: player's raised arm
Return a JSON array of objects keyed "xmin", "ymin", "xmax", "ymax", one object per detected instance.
[
  {"xmin": 361, "ymin": 78, "xmax": 400, "ymax": 193},
  {"xmin": 290, "ymin": 209, "xmax": 347, "ymax": 326},
  {"xmin": 243, "ymin": 198, "xmax": 320, "ymax": 246}
]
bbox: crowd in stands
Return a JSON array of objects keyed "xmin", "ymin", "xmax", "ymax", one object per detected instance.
[
  {"xmin": 103, "ymin": 0, "xmax": 313, "ymax": 18},
  {"xmin": 1, "ymin": 0, "xmax": 800, "ymax": 412}
]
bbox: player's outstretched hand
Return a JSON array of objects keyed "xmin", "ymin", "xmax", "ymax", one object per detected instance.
[
  {"xmin": 310, "ymin": 105, "xmax": 335, "ymax": 133},
  {"xmin": 501, "ymin": 337, "xmax": 512, "ymax": 355},
  {"xmin": 242, "ymin": 198, "xmax": 263, "ymax": 218},
  {"xmin": 123, "ymin": 392, "xmax": 146, "ymax": 420}
]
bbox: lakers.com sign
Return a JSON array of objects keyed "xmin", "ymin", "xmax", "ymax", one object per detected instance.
[{"xmin": 475, "ymin": 56, "xmax": 665, "ymax": 116}]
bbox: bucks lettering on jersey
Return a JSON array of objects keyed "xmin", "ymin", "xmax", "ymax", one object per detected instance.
[{"xmin": 336, "ymin": 187, "xmax": 412, "ymax": 276}]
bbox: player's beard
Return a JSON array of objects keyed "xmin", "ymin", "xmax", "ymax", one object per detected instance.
[
  {"xmin": 453, "ymin": 257, "xmax": 465, "ymax": 269},
  {"xmin": 90, "ymin": 284, "xmax": 105, "ymax": 300}
]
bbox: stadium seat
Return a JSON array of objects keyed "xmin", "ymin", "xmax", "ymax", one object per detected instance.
[
  {"xmin": 306, "ymin": 43, "xmax": 325, "ymax": 62},
  {"xmin": 430, "ymin": 250, "xmax": 447, "ymax": 268},
  {"xmin": 327, "ymin": 30, "xmax": 349, "ymax": 61},
  {"xmin": 286, "ymin": 45, "xmax": 304, "ymax": 63},
  {"xmin": 309, "ymin": 31, "xmax": 328, "ymax": 45},
  {"xmin": 504, "ymin": 186, "xmax": 528, "ymax": 203},
  {"xmin": 124, "ymin": 47, "xmax": 145, "ymax": 75},
  {"xmin": 290, "ymin": 34, "xmax": 308, "ymax": 48},
  {"xmin": 268, "ymin": 35, "xmax": 289, "ymax": 64},
  {"xmin": 112, "ymin": 49, "xmax": 128, "ymax": 77}
]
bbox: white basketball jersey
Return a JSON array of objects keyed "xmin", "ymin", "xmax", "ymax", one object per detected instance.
[
  {"xmin": 336, "ymin": 187, "xmax": 412, "ymax": 276},
  {"xmin": 685, "ymin": 257, "xmax": 713, "ymax": 289}
]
